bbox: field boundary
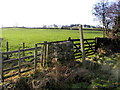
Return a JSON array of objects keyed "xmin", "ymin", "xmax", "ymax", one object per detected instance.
[{"xmin": 1, "ymin": 38, "xmax": 96, "ymax": 81}]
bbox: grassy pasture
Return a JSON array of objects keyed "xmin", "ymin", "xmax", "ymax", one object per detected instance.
[
  {"xmin": 2, "ymin": 28, "xmax": 120, "ymax": 89},
  {"xmin": 2, "ymin": 28, "xmax": 103, "ymax": 51}
]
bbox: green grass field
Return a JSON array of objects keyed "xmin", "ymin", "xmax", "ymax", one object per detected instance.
[{"xmin": 2, "ymin": 28, "xmax": 103, "ymax": 51}]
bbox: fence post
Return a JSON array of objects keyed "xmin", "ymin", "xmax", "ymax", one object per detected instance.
[
  {"xmin": 68, "ymin": 37, "xmax": 71, "ymax": 41},
  {"xmin": 34, "ymin": 44, "xmax": 37, "ymax": 72},
  {"xmin": 68, "ymin": 37, "xmax": 74, "ymax": 43},
  {"xmin": 79, "ymin": 25, "xmax": 86, "ymax": 67},
  {"xmin": 22, "ymin": 42, "xmax": 25, "ymax": 62},
  {"xmin": 44, "ymin": 41, "xmax": 47, "ymax": 67},
  {"xmin": 18, "ymin": 48, "xmax": 21, "ymax": 77},
  {"xmin": 22, "ymin": 42, "xmax": 25, "ymax": 57},
  {"xmin": 40, "ymin": 44, "xmax": 44, "ymax": 67},
  {"xmin": 6, "ymin": 42, "xmax": 9, "ymax": 59},
  {"xmin": 0, "ymin": 51, "xmax": 3, "ymax": 84},
  {"xmin": 95, "ymin": 38, "xmax": 98, "ymax": 52},
  {"xmin": 46, "ymin": 42, "xmax": 48, "ymax": 67}
]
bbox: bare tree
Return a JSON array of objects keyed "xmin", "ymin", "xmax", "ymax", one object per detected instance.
[
  {"xmin": 93, "ymin": 0, "xmax": 110, "ymax": 37},
  {"xmin": 108, "ymin": 1, "xmax": 120, "ymax": 34},
  {"xmin": 93, "ymin": 0, "xmax": 120, "ymax": 38}
]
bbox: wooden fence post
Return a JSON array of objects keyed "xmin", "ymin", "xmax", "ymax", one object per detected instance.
[
  {"xmin": 44, "ymin": 41, "xmax": 47, "ymax": 67},
  {"xmin": 68, "ymin": 37, "xmax": 71, "ymax": 41},
  {"xmin": 18, "ymin": 48, "xmax": 21, "ymax": 77},
  {"xmin": 40, "ymin": 44, "xmax": 44, "ymax": 67},
  {"xmin": 46, "ymin": 42, "xmax": 48, "ymax": 67},
  {"xmin": 79, "ymin": 25, "xmax": 86, "ymax": 67},
  {"xmin": 22, "ymin": 42, "xmax": 25, "ymax": 62},
  {"xmin": 6, "ymin": 42, "xmax": 9, "ymax": 59},
  {"xmin": 34, "ymin": 44, "xmax": 37, "ymax": 72},
  {"xmin": 0, "ymin": 51, "xmax": 3, "ymax": 83},
  {"xmin": 95, "ymin": 38, "xmax": 98, "ymax": 52},
  {"xmin": 22, "ymin": 42, "xmax": 25, "ymax": 59},
  {"xmin": 68, "ymin": 37, "xmax": 74, "ymax": 43}
]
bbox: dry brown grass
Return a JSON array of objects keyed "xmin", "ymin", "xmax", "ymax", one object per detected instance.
[{"xmin": 30, "ymin": 60, "xmax": 92, "ymax": 89}]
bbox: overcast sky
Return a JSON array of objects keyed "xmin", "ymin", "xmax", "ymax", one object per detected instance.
[{"xmin": 0, "ymin": 0, "xmax": 117, "ymax": 27}]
